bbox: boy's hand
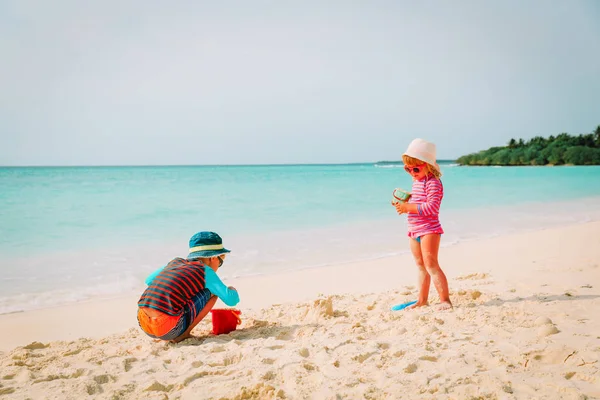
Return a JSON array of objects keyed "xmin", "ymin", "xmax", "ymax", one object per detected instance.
[{"xmin": 228, "ymin": 286, "xmax": 237, "ymax": 291}]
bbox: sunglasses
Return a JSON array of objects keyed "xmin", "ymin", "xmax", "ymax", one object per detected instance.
[
  {"xmin": 404, "ymin": 163, "xmax": 426, "ymax": 174},
  {"xmin": 217, "ymin": 255, "xmax": 225, "ymax": 268}
]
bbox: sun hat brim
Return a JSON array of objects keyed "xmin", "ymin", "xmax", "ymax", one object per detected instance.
[
  {"xmin": 403, "ymin": 150, "xmax": 441, "ymax": 172},
  {"xmin": 402, "ymin": 138, "xmax": 441, "ymax": 173},
  {"xmin": 188, "ymin": 247, "xmax": 231, "ymax": 259}
]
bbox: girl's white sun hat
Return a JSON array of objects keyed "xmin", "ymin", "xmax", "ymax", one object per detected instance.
[{"xmin": 403, "ymin": 138, "xmax": 441, "ymax": 173}]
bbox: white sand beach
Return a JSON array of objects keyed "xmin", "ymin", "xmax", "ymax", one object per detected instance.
[{"xmin": 1, "ymin": 222, "xmax": 599, "ymax": 399}]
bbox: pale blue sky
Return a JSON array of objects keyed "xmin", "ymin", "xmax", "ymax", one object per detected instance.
[{"xmin": 1, "ymin": 1, "xmax": 599, "ymax": 165}]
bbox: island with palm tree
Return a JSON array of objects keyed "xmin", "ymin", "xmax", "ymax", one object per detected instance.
[{"xmin": 456, "ymin": 125, "xmax": 600, "ymax": 166}]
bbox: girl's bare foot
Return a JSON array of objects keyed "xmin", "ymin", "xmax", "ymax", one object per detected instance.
[
  {"xmin": 408, "ymin": 302, "xmax": 429, "ymax": 309},
  {"xmin": 437, "ymin": 301, "xmax": 453, "ymax": 311}
]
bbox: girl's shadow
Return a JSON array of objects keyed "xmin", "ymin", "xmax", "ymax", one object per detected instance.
[{"xmin": 483, "ymin": 293, "xmax": 600, "ymax": 307}]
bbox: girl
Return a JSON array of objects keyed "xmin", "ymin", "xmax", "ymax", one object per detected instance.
[{"xmin": 392, "ymin": 138, "xmax": 452, "ymax": 310}]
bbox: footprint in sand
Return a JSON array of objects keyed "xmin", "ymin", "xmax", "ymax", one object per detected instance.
[
  {"xmin": 0, "ymin": 388, "xmax": 16, "ymax": 396},
  {"xmin": 404, "ymin": 363, "xmax": 418, "ymax": 373},
  {"xmin": 262, "ymin": 370, "xmax": 276, "ymax": 380},
  {"xmin": 377, "ymin": 342, "xmax": 390, "ymax": 350},
  {"xmin": 144, "ymin": 381, "xmax": 173, "ymax": 392},
  {"xmin": 303, "ymin": 362, "xmax": 317, "ymax": 371},
  {"xmin": 456, "ymin": 273, "xmax": 490, "ymax": 280},
  {"xmin": 207, "ymin": 353, "xmax": 243, "ymax": 367},
  {"xmin": 123, "ymin": 357, "xmax": 137, "ymax": 372},
  {"xmin": 93, "ymin": 374, "xmax": 116, "ymax": 384},
  {"xmin": 233, "ymin": 383, "xmax": 283, "ymax": 399},
  {"xmin": 392, "ymin": 350, "xmax": 405, "ymax": 358},
  {"xmin": 33, "ymin": 369, "xmax": 87, "ymax": 384},
  {"xmin": 564, "ymin": 372, "xmax": 576, "ymax": 380},
  {"xmin": 456, "ymin": 289, "xmax": 482, "ymax": 300},
  {"xmin": 298, "ymin": 348, "xmax": 309, "ymax": 358},
  {"xmin": 352, "ymin": 352, "xmax": 377, "ymax": 364}
]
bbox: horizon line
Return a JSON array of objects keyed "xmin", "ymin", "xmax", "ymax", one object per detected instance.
[{"xmin": 0, "ymin": 160, "xmax": 458, "ymax": 168}]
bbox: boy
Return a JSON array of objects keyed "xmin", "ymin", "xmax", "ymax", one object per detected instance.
[{"xmin": 137, "ymin": 231, "xmax": 240, "ymax": 342}]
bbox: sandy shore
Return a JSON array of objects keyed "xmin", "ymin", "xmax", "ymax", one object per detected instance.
[{"xmin": 1, "ymin": 222, "xmax": 599, "ymax": 399}]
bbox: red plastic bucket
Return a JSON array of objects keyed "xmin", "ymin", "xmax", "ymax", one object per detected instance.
[{"xmin": 210, "ymin": 308, "xmax": 242, "ymax": 335}]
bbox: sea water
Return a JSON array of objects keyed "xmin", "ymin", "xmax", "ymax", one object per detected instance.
[{"xmin": 1, "ymin": 163, "xmax": 600, "ymax": 314}]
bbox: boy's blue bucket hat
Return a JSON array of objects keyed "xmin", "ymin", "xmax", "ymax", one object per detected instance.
[{"xmin": 187, "ymin": 231, "xmax": 231, "ymax": 259}]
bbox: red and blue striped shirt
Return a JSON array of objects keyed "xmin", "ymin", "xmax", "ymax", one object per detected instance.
[
  {"xmin": 407, "ymin": 174, "xmax": 444, "ymax": 238},
  {"xmin": 138, "ymin": 258, "xmax": 207, "ymax": 316}
]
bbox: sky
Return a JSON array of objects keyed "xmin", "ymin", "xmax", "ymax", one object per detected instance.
[{"xmin": 1, "ymin": 1, "xmax": 599, "ymax": 166}]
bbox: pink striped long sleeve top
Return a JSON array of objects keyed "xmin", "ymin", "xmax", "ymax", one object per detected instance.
[{"xmin": 406, "ymin": 174, "xmax": 444, "ymax": 239}]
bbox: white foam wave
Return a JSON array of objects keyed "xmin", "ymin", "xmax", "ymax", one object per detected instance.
[
  {"xmin": 0, "ymin": 274, "xmax": 142, "ymax": 315},
  {"xmin": 373, "ymin": 164, "xmax": 403, "ymax": 168}
]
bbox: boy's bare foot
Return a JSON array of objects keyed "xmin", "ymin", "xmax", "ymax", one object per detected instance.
[
  {"xmin": 437, "ymin": 301, "xmax": 453, "ymax": 311},
  {"xmin": 169, "ymin": 333, "xmax": 193, "ymax": 344}
]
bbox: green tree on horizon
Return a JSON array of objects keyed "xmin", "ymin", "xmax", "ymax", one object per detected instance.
[{"xmin": 456, "ymin": 125, "xmax": 600, "ymax": 166}]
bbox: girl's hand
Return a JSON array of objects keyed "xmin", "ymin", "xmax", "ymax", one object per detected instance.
[{"xmin": 391, "ymin": 201, "xmax": 407, "ymax": 215}]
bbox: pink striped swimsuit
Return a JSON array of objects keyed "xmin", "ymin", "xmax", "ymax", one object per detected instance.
[{"xmin": 407, "ymin": 174, "xmax": 444, "ymax": 239}]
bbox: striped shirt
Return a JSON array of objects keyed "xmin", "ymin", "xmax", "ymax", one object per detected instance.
[
  {"xmin": 138, "ymin": 258, "xmax": 207, "ymax": 316},
  {"xmin": 406, "ymin": 174, "xmax": 444, "ymax": 238}
]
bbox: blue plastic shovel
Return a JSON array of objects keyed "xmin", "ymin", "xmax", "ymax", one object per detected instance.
[{"xmin": 391, "ymin": 300, "xmax": 417, "ymax": 311}]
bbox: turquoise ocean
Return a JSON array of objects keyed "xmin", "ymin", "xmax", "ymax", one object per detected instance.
[{"xmin": 1, "ymin": 163, "xmax": 600, "ymax": 314}]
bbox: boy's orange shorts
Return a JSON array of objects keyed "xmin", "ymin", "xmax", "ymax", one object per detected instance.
[{"xmin": 137, "ymin": 308, "xmax": 180, "ymax": 337}]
